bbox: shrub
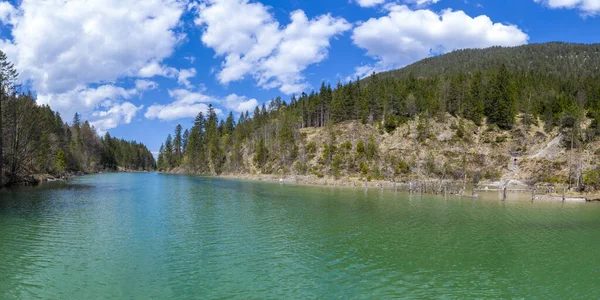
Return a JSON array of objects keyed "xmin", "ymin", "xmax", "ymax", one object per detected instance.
[
  {"xmin": 583, "ymin": 168, "xmax": 599, "ymax": 189},
  {"xmin": 360, "ymin": 161, "xmax": 369, "ymax": 177}
]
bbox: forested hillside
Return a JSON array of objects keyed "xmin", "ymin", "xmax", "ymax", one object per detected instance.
[
  {"xmin": 382, "ymin": 42, "xmax": 600, "ymax": 79},
  {"xmin": 0, "ymin": 52, "xmax": 155, "ymax": 187},
  {"xmin": 158, "ymin": 42, "xmax": 600, "ymax": 191}
]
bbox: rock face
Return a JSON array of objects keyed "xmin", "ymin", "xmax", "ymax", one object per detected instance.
[{"xmin": 167, "ymin": 113, "xmax": 597, "ymax": 189}]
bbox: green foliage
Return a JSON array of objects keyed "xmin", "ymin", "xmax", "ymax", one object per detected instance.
[
  {"xmin": 366, "ymin": 134, "xmax": 378, "ymax": 160},
  {"xmin": 253, "ymin": 139, "xmax": 268, "ymax": 171},
  {"xmin": 371, "ymin": 166, "xmax": 383, "ymax": 180},
  {"xmin": 454, "ymin": 119, "xmax": 469, "ymax": 141},
  {"xmin": 380, "ymin": 43, "xmax": 600, "ymax": 79},
  {"xmin": 306, "ymin": 141, "xmax": 317, "ymax": 160},
  {"xmin": 583, "ymin": 168, "xmax": 599, "ymax": 189},
  {"xmin": 391, "ymin": 156, "xmax": 410, "ymax": 175},
  {"xmin": 340, "ymin": 141, "xmax": 352, "ymax": 152},
  {"xmin": 151, "ymin": 42, "xmax": 600, "ymax": 184},
  {"xmin": 294, "ymin": 161, "xmax": 308, "ymax": 175},
  {"xmin": 416, "ymin": 115, "xmax": 431, "ymax": 142},
  {"xmin": 360, "ymin": 161, "xmax": 369, "ymax": 177},
  {"xmin": 55, "ymin": 150, "xmax": 67, "ymax": 173},
  {"xmin": 321, "ymin": 143, "xmax": 337, "ymax": 164},
  {"xmin": 484, "ymin": 169, "xmax": 502, "ymax": 181},
  {"xmin": 356, "ymin": 140, "xmax": 365, "ymax": 159},
  {"xmin": 383, "ymin": 115, "xmax": 399, "ymax": 133},
  {"xmin": 486, "ymin": 65, "xmax": 516, "ymax": 130},
  {"xmin": 0, "ymin": 68, "xmax": 155, "ymax": 187},
  {"xmin": 331, "ymin": 154, "xmax": 343, "ymax": 178}
]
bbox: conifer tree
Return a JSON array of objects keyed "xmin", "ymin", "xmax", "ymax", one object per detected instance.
[{"xmin": 487, "ymin": 64, "xmax": 516, "ymax": 129}]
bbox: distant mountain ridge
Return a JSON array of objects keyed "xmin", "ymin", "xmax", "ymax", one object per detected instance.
[{"xmin": 379, "ymin": 42, "xmax": 600, "ymax": 79}]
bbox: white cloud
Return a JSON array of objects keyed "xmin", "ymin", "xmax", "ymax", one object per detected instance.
[
  {"xmin": 37, "ymin": 85, "xmax": 143, "ymax": 132},
  {"xmin": 3, "ymin": 0, "xmax": 185, "ymax": 94},
  {"xmin": 137, "ymin": 61, "xmax": 179, "ymax": 78},
  {"xmin": 224, "ymin": 94, "xmax": 258, "ymax": 113},
  {"xmin": 90, "ymin": 102, "xmax": 143, "ymax": 134},
  {"xmin": 355, "ymin": 0, "xmax": 439, "ymax": 7},
  {"xmin": 356, "ymin": 0, "xmax": 387, "ymax": 7},
  {"xmin": 0, "ymin": 0, "xmax": 186, "ymax": 132},
  {"xmin": 0, "ymin": 1, "xmax": 16, "ymax": 24},
  {"xmin": 534, "ymin": 0, "xmax": 600, "ymax": 15},
  {"xmin": 177, "ymin": 68, "xmax": 197, "ymax": 88},
  {"xmin": 350, "ymin": 5, "xmax": 528, "ymax": 78},
  {"xmin": 145, "ymin": 89, "xmax": 218, "ymax": 121},
  {"xmin": 135, "ymin": 79, "xmax": 159, "ymax": 92},
  {"xmin": 406, "ymin": 0, "xmax": 440, "ymax": 6},
  {"xmin": 144, "ymin": 89, "xmax": 257, "ymax": 121},
  {"xmin": 184, "ymin": 56, "xmax": 196, "ymax": 64},
  {"xmin": 194, "ymin": 0, "xmax": 351, "ymax": 94}
]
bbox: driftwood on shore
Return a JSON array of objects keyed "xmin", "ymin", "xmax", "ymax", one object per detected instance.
[{"xmin": 213, "ymin": 173, "xmax": 600, "ymax": 203}]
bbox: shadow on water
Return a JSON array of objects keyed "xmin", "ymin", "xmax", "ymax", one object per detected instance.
[{"xmin": 0, "ymin": 180, "xmax": 95, "ymax": 214}]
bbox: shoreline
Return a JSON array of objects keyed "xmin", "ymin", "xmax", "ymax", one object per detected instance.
[
  {"xmin": 2, "ymin": 169, "xmax": 153, "ymax": 189},
  {"xmin": 165, "ymin": 171, "xmax": 600, "ymax": 203}
]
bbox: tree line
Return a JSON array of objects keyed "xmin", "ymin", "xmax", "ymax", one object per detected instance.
[
  {"xmin": 0, "ymin": 51, "xmax": 155, "ymax": 187},
  {"xmin": 158, "ymin": 44, "xmax": 600, "ymax": 190}
]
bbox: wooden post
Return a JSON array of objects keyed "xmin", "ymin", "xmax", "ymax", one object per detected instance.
[
  {"xmin": 503, "ymin": 186, "xmax": 507, "ymax": 200},
  {"xmin": 562, "ymin": 187, "xmax": 566, "ymax": 202},
  {"xmin": 532, "ymin": 188, "xmax": 536, "ymax": 201}
]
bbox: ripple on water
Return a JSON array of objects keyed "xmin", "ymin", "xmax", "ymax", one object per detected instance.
[{"xmin": 1, "ymin": 173, "xmax": 600, "ymax": 299}]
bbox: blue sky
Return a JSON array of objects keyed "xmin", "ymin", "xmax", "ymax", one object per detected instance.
[{"xmin": 0, "ymin": 0, "xmax": 599, "ymax": 154}]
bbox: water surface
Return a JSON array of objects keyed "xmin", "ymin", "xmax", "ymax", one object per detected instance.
[{"xmin": 1, "ymin": 173, "xmax": 599, "ymax": 299}]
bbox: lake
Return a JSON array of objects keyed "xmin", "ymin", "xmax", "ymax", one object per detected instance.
[{"xmin": 1, "ymin": 172, "xmax": 599, "ymax": 299}]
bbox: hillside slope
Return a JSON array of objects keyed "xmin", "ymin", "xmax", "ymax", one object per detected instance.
[
  {"xmin": 378, "ymin": 42, "xmax": 600, "ymax": 79},
  {"xmin": 158, "ymin": 42, "xmax": 600, "ymax": 193},
  {"xmin": 228, "ymin": 114, "xmax": 596, "ymax": 188}
]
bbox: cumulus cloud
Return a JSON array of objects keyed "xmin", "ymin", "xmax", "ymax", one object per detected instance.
[
  {"xmin": 223, "ymin": 94, "xmax": 259, "ymax": 113},
  {"xmin": 0, "ymin": 1, "xmax": 16, "ymax": 24},
  {"xmin": 135, "ymin": 80, "xmax": 159, "ymax": 92},
  {"xmin": 145, "ymin": 89, "xmax": 258, "ymax": 121},
  {"xmin": 0, "ymin": 0, "xmax": 186, "ymax": 131},
  {"xmin": 194, "ymin": 0, "xmax": 351, "ymax": 94},
  {"xmin": 137, "ymin": 61, "xmax": 179, "ymax": 78},
  {"xmin": 36, "ymin": 85, "xmax": 144, "ymax": 133},
  {"xmin": 355, "ymin": 0, "xmax": 439, "ymax": 7},
  {"xmin": 145, "ymin": 89, "xmax": 217, "ymax": 121},
  {"xmin": 2, "ymin": 0, "xmax": 185, "ymax": 94},
  {"xmin": 534, "ymin": 0, "xmax": 600, "ymax": 15},
  {"xmin": 177, "ymin": 68, "xmax": 197, "ymax": 88},
  {"xmin": 350, "ymin": 5, "xmax": 528, "ymax": 78},
  {"xmin": 355, "ymin": 0, "xmax": 387, "ymax": 7},
  {"xmin": 90, "ymin": 102, "xmax": 143, "ymax": 134},
  {"xmin": 406, "ymin": 0, "xmax": 440, "ymax": 6}
]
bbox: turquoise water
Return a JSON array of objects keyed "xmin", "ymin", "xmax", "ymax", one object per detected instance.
[{"xmin": 1, "ymin": 172, "xmax": 599, "ymax": 299}]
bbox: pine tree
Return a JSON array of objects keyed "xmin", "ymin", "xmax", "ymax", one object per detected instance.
[
  {"xmin": 164, "ymin": 134, "xmax": 173, "ymax": 169},
  {"xmin": 331, "ymin": 81, "xmax": 345, "ymax": 122},
  {"xmin": 487, "ymin": 64, "xmax": 516, "ymax": 130},
  {"xmin": 182, "ymin": 129, "xmax": 189, "ymax": 154},
  {"xmin": 224, "ymin": 112, "xmax": 235, "ymax": 135},
  {"xmin": 465, "ymin": 71, "xmax": 485, "ymax": 125},
  {"xmin": 174, "ymin": 124, "xmax": 183, "ymax": 159},
  {"xmin": 206, "ymin": 104, "xmax": 222, "ymax": 174}
]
